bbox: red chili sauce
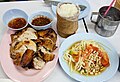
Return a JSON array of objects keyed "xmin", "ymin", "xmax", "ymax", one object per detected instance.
[
  {"xmin": 8, "ymin": 18, "xmax": 27, "ymax": 29},
  {"xmin": 31, "ymin": 16, "xmax": 52, "ymax": 26}
]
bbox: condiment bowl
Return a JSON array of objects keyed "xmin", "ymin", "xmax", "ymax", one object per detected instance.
[
  {"xmin": 28, "ymin": 11, "xmax": 53, "ymax": 30},
  {"xmin": 3, "ymin": 9, "xmax": 28, "ymax": 30}
]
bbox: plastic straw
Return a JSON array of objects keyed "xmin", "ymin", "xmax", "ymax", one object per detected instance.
[{"xmin": 104, "ymin": 0, "xmax": 116, "ymax": 16}]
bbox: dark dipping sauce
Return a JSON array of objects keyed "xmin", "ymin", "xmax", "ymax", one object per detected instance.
[
  {"xmin": 31, "ymin": 16, "xmax": 52, "ymax": 26},
  {"xmin": 8, "ymin": 18, "xmax": 27, "ymax": 29}
]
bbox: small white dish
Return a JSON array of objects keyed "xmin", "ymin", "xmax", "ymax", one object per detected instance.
[
  {"xmin": 28, "ymin": 11, "xmax": 54, "ymax": 30},
  {"xmin": 3, "ymin": 8, "xmax": 28, "ymax": 30}
]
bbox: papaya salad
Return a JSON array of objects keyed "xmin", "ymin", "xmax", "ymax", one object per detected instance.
[{"xmin": 63, "ymin": 40, "xmax": 110, "ymax": 76}]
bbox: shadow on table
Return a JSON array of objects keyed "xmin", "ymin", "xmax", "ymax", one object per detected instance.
[
  {"xmin": 84, "ymin": 21, "xmax": 96, "ymax": 33},
  {"xmin": 118, "ymin": 57, "xmax": 120, "ymax": 72}
]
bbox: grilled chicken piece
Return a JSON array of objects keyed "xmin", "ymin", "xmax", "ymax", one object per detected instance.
[
  {"xmin": 33, "ymin": 57, "xmax": 45, "ymax": 70},
  {"xmin": 10, "ymin": 40, "xmax": 37, "ymax": 66},
  {"xmin": 10, "ymin": 40, "xmax": 36, "ymax": 57},
  {"xmin": 11, "ymin": 34, "xmax": 19, "ymax": 43},
  {"xmin": 12, "ymin": 53, "xmax": 22, "ymax": 66},
  {"xmin": 36, "ymin": 38, "xmax": 57, "ymax": 52},
  {"xmin": 38, "ymin": 28, "xmax": 57, "ymax": 43},
  {"xmin": 10, "ymin": 41, "xmax": 27, "ymax": 66},
  {"xmin": 11, "ymin": 27, "xmax": 37, "ymax": 42},
  {"xmin": 21, "ymin": 49, "xmax": 34, "ymax": 67},
  {"xmin": 38, "ymin": 46, "xmax": 55, "ymax": 62},
  {"xmin": 23, "ymin": 40, "xmax": 37, "ymax": 52},
  {"xmin": 43, "ymin": 53, "xmax": 55, "ymax": 62}
]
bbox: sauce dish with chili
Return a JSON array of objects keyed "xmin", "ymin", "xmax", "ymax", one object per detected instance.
[
  {"xmin": 28, "ymin": 11, "xmax": 53, "ymax": 30},
  {"xmin": 3, "ymin": 9, "xmax": 28, "ymax": 30}
]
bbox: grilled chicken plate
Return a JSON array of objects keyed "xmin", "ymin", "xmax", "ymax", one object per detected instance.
[{"xmin": 10, "ymin": 27, "xmax": 57, "ymax": 70}]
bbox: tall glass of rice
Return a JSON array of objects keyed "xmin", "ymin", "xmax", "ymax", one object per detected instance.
[{"xmin": 56, "ymin": 2, "xmax": 80, "ymax": 38}]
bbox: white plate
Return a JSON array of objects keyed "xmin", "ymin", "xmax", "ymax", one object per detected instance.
[
  {"xmin": 51, "ymin": 0, "xmax": 90, "ymax": 19},
  {"xmin": 58, "ymin": 33, "xmax": 119, "ymax": 82}
]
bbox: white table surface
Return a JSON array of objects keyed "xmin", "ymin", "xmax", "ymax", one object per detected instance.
[{"xmin": 0, "ymin": 0, "xmax": 120, "ymax": 82}]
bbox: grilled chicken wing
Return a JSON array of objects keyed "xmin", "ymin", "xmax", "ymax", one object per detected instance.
[{"xmin": 21, "ymin": 49, "xmax": 34, "ymax": 67}]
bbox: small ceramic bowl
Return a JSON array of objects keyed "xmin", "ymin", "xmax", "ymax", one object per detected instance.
[
  {"xmin": 3, "ymin": 9, "xmax": 28, "ymax": 30},
  {"xmin": 28, "ymin": 11, "xmax": 53, "ymax": 30}
]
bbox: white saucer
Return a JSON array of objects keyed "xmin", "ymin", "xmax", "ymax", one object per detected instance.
[{"xmin": 51, "ymin": 0, "xmax": 90, "ymax": 19}]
